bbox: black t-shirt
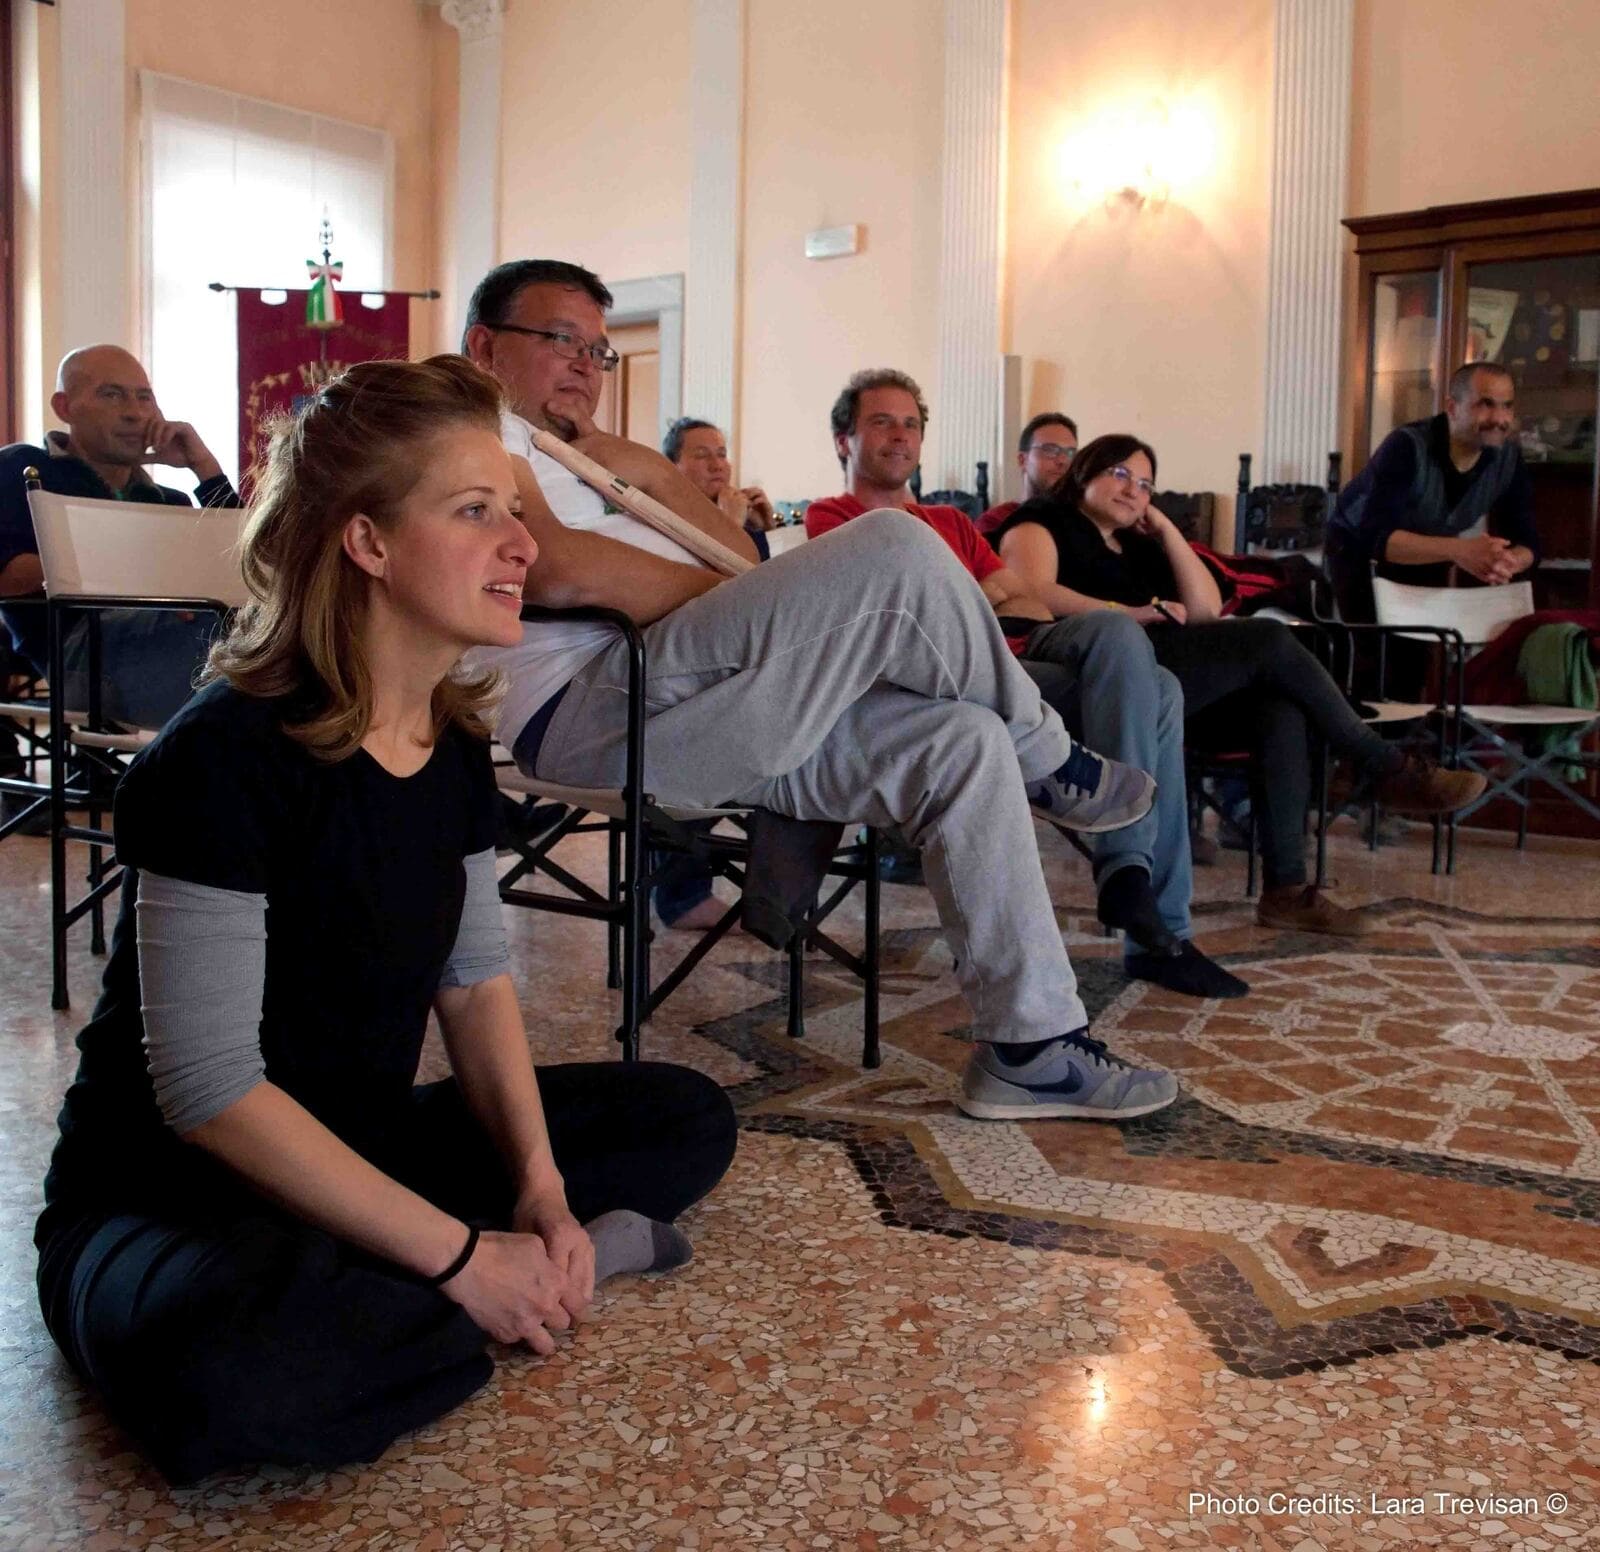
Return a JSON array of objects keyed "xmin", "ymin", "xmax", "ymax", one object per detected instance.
[
  {"xmin": 993, "ymin": 498, "xmax": 1177, "ymax": 607},
  {"xmin": 39, "ymin": 678, "xmax": 498, "ymax": 1222},
  {"xmin": 1439, "ymin": 444, "xmax": 1476, "ymax": 512}
]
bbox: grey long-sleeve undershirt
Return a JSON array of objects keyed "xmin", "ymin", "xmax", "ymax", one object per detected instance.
[{"xmin": 136, "ymin": 848, "xmax": 511, "ymax": 1134}]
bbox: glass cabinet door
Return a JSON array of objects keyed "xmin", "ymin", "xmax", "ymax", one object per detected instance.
[
  {"xmin": 1466, "ymin": 252, "xmax": 1600, "ymax": 608},
  {"xmin": 1366, "ymin": 271, "xmax": 1441, "ymax": 455}
]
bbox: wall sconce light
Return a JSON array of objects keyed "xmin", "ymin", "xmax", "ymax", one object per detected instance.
[
  {"xmin": 1109, "ymin": 102, "xmax": 1171, "ymax": 208},
  {"xmin": 1058, "ymin": 97, "xmax": 1216, "ymax": 212}
]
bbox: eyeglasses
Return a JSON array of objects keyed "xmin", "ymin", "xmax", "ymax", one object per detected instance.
[
  {"xmin": 1109, "ymin": 465, "xmax": 1154, "ymax": 495},
  {"xmin": 485, "ymin": 323, "xmax": 621, "ymax": 371},
  {"xmin": 1029, "ymin": 442, "xmax": 1076, "ymax": 461}
]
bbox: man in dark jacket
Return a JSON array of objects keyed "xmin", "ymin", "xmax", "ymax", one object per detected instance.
[
  {"xmin": 0, "ymin": 345, "xmax": 239, "ymax": 732},
  {"xmin": 1326, "ymin": 361, "xmax": 1539, "ymax": 623}
]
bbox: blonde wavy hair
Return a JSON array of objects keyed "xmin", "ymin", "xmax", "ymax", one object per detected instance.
[{"xmin": 206, "ymin": 354, "xmax": 507, "ymax": 760}]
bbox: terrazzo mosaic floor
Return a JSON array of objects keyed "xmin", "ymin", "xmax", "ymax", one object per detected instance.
[{"xmin": 2, "ymin": 816, "xmax": 1598, "ymax": 1550}]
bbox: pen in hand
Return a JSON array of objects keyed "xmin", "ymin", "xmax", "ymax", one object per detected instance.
[{"xmin": 1151, "ymin": 597, "xmax": 1181, "ymax": 625}]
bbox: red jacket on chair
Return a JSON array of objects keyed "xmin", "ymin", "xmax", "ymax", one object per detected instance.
[{"xmin": 1460, "ymin": 610, "xmax": 1600, "ymax": 704}]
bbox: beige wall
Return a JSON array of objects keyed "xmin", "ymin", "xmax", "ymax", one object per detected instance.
[
  {"xmin": 11, "ymin": 0, "xmax": 61, "ymax": 441},
  {"xmin": 429, "ymin": 12, "xmax": 460, "ymax": 357},
  {"xmin": 1349, "ymin": 0, "xmax": 1600, "ymax": 219},
  {"xmin": 738, "ymin": 0, "xmax": 944, "ymax": 497},
  {"xmin": 487, "ymin": 0, "xmax": 943, "ymax": 499},
  {"xmin": 1005, "ymin": 0, "xmax": 1274, "ymax": 502},
  {"xmin": 17, "ymin": 2, "xmax": 1600, "ymax": 499},
  {"xmin": 124, "ymin": 0, "xmax": 440, "ymax": 357},
  {"xmin": 495, "ymin": 0, "xmax": 693, "ymax": 301},
  {"xmin": 11, "ymin": 0, "xmax": 442, "ymax": 433}
]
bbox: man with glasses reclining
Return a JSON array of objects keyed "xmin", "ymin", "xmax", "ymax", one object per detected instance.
[{"xmin": 463, "ymin": 258, "xmax": 1180, "ymax": 1123}]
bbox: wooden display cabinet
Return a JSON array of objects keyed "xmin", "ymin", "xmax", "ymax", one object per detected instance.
[{"xmin": 1344, "ymin": 189, "xmax": 1600, "ymax": 609}]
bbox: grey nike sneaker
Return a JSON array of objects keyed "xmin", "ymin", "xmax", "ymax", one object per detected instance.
[
  {"xmin": 957, "ymin": 1031, "xmax": 1179, "ymax": 1121},
  {"xmin": 1028, "ymin": 744, "xmax": 1156, "ymax": 835}
]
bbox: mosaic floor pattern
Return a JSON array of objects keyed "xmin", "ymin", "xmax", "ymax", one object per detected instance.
[
  {"xmin": 730, "ymin": 902, "xmax": 1600, "ymax": 1381},
  {"xmin": 2, "ymin": 820, "xmax": 1599, "ymax": 1549}
]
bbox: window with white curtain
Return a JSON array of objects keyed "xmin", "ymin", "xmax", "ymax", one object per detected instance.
[{"xmin": 140, "ymin": 72, "xmax": 392, "ymax": 484}]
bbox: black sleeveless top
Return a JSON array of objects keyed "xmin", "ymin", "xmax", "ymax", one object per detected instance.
[{"xmin": 991, "ymin": 499, "xmax": 1178, "ymax": 608}]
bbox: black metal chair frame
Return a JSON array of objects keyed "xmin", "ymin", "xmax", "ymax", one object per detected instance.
[
  {"xmin": 0, "ymin": 599, "xmax": 54, "ymax": 842},
  {"xmin": 45, "ymin": 594, "xmax": 227, "ymax": 1009},
  {"xmin": 0, "ymin": 693, "xmax": 51, "ymax": 844},
  {"xmin": 496, "ymin": 606, "xmax": 883, "ymax": 1067},
  {"xmin": 1301, "ymin": 571, "xmax": 1467, "ymax": 871},
  {"xmin": 1323, "ymin": 612, "xmax": 1597, "ymax": 876}
]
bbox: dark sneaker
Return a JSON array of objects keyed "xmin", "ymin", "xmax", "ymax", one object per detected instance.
[
  {"xmin": 1028, "ymin": 745, "xmax": 1156, "ymax": 836},
  {"xmin": 957, "ymin": 1032, "xmax": 1179, "ymax": 1121},
  {"xmin": 1256, "ymin": 884, "xmax": 1372, "ymax": 938},
  {"xmin": 1375, "ymin": 756, "xmax": 1487, "ymax": 815}
]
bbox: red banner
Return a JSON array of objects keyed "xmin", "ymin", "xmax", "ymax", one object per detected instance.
[{"xmin": 235, "ymin": 289, "xmax": 411, "ymax": 489}]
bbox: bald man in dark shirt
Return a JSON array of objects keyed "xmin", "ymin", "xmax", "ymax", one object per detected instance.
[{"xmin": 1326, "ymin": 362, "xmax": 1539, "ymax": 624}]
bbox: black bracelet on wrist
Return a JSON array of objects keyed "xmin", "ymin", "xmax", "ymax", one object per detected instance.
[{"xmin": 427, "ymin": 1223, "xmax": 481, "ymax": 1287}]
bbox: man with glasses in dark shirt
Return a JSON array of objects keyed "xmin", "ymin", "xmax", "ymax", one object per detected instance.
[{"xmin": 978, "ymin": 413, "xmax": 1079, "ymax": 536}]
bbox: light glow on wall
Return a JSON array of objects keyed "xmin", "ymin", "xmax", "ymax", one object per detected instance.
[{"xmin": 1055, "ymin": 94, "xmax": 1220, "ymax": 212}]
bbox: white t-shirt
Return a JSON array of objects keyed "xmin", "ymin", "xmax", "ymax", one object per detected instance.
[{"xmin": 470, "ymin": 410, "xmax": 709, "ymax": 751}]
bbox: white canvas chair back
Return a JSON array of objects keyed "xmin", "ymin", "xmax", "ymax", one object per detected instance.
[
  {"xmin": 1371, "ymin": 576, "xmax": 1533, "ymax": 651},
  {"xmin": 27, "ymin": 489, "xmax": 250, "ymax": 607}
]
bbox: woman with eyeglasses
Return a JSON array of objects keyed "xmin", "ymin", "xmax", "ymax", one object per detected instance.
[
  {"xmin": 33, "ymin": 356, "xmax": 736, "ymax": 1484},
  {"xmin": 993, "ymin": 433, "xmax": 1487, "ymax": 936}
]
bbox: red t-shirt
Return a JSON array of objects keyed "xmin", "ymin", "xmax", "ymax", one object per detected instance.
[
  {"xmin": 804, "ymin": 495, "xmax": 1004, "ymax": 585},
  {"xmin": 976, "ymin": 500, "xmax": 1020, "ymax": 537}
]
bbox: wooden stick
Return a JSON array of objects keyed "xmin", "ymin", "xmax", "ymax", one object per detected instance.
[{"xmin": 526, "ymin": 426, "xmax": 754, "ymax": 578}]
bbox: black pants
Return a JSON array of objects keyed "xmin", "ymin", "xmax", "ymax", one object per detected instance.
[
  {"xmin": 1148, "ymin": 618, "xmax": 1394, "ymax": 889},
  {"xmin": 35, "ymin": 1062, "xmax": 737, "ymax": 1485},
  {"xmin": 1326, "ymin": 538, "xmax": 1443, "ymax": 700}
]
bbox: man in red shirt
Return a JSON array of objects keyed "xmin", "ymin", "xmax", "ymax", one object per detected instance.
[
  {"xmin": 807, "ymin": 370, "xmax": 1245, "ymax": 1002},
  {"xmin": 976, "ymin": 412, "xmax": 1079, "ymax": 537}
]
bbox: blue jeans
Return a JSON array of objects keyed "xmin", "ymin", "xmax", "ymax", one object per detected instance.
[
  {"xmin": 61, "ymin": 610, "xmax": 220, "ymax": 730},
  {"xmin": 1021, "ymin": 613, "xmax": 1191, "ymax": 956}
]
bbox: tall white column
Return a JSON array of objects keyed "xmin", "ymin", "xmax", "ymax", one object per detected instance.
[
  {"xmin": 931, "ymin": 0, "xmax": 1007, "ymax": 494},
  {"xmin": 684, "ymin": 0, "xmax": 745, "ymax": 440},
  {"xmin": 59, "ymin": 0, "xmax": 128, "ymax": 349},
  {"xmin": 1261, "ymin": 0, "xmax": 1354, "ymax": 485},
  {"xmin": 441, "ymin": 0, "xmax": 504, "ymax": 328}
]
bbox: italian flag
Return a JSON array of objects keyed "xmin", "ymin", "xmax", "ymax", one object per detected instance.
[{"xmin": 306, "ymin": 259, "xmax": 344, "ymax": 329}]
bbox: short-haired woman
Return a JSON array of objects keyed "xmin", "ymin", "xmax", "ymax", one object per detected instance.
[
  {"xmin": 33, "ymin": 356, "xmax": 737, "ymax": 1483},
  {"xmin": 994, "ymin": 434, "xmax": 1486, "ymax": 935}
]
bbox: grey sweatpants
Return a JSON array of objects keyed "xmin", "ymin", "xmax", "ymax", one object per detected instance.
[{"xmin": 531, "ymin": 511, "xmax": 1086, "ymax": 1042}]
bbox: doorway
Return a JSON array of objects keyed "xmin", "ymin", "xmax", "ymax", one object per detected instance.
[
  {"xmin": 602, "ymin": 274, "xmax": 683, "ymax": 449},
  {"xmin": 596, "ymin": 321, "xmax": 660, "ymax": 444}
]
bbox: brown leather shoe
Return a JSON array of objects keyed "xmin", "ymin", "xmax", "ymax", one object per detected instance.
[
  {"xmin": 1256, "ymin": 885, "xmax": 1373, "ymax": 938},
  {"xmin": 1373, "ymin": 756, "xmax": 1486, "ymax": 815}
]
